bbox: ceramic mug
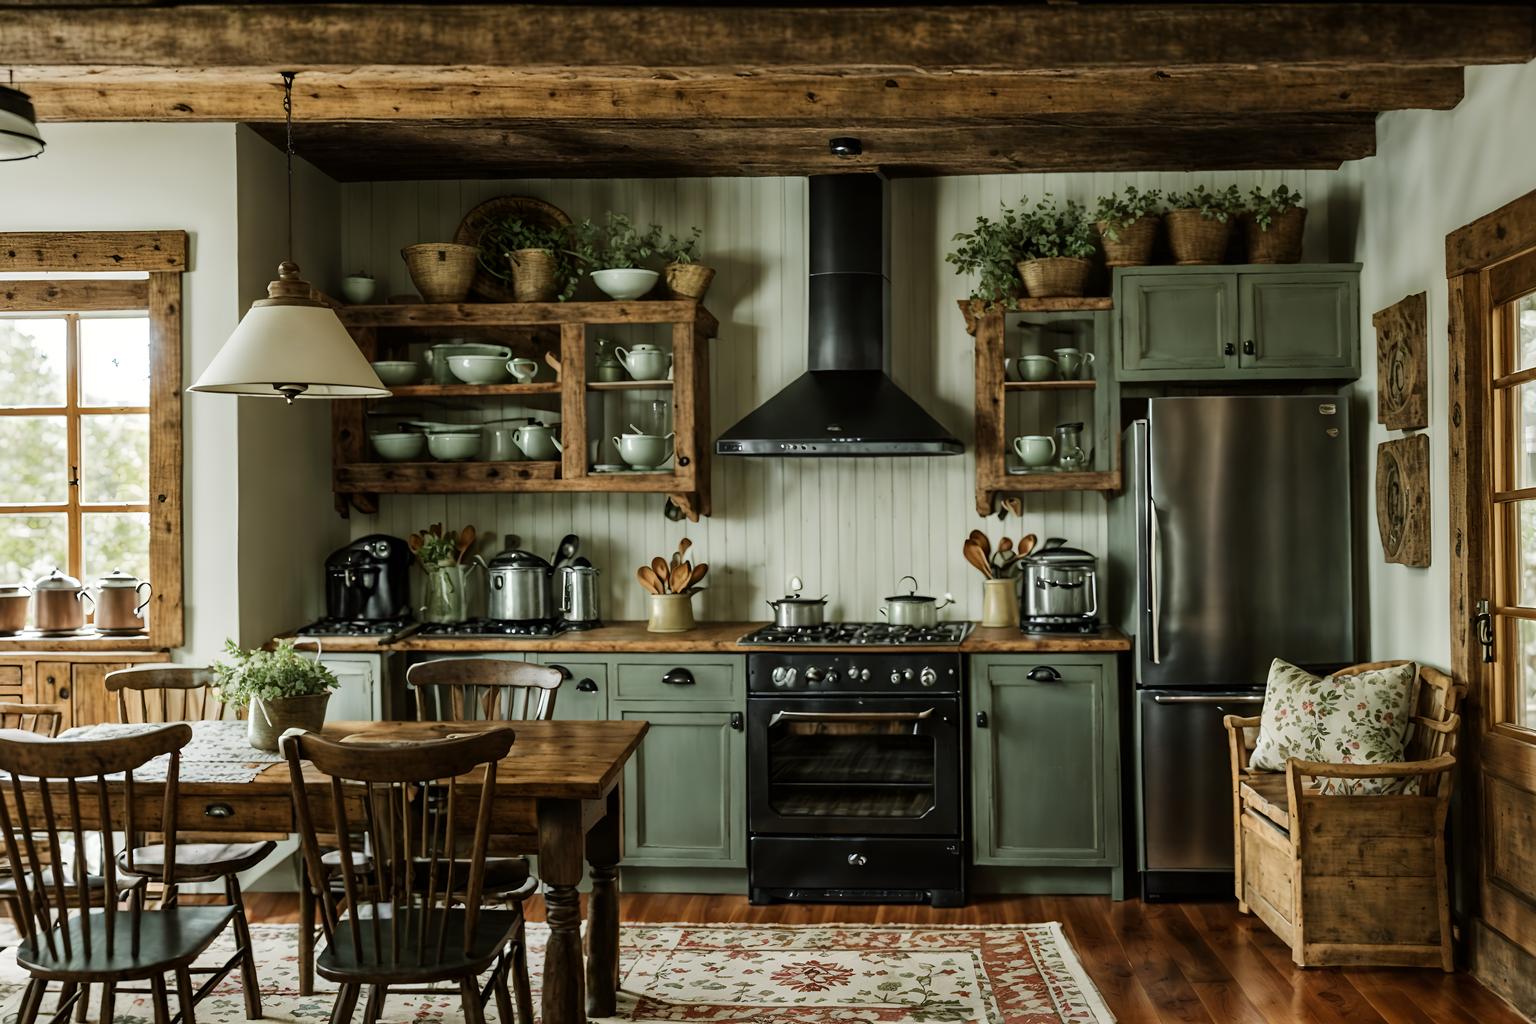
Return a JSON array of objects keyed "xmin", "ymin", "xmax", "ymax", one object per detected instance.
[
  {"xmin": 508, "ymin": 358, "xmax": 539, "ymax": 383},
  {"xmin": 1013, "ymin": 434, "xmax": 1056, "ymax": 468},
  {"xmin": 1054, "ymin": 348, "xmax": 1096, "ymax": 380},
  {"xmin": 1016, "ymin": 355, "xmax": 1057, "ymax": 382}
]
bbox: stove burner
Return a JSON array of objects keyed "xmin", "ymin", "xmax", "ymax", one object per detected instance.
[
  {"xmin": 1021, "ymin": 616, "xmax": 1100, "ymax": 635},
  {"xmin": 418, "ymin": 618, "xmax": 566, "ymax": 638},
  {"xmin": 295, "ymin": 617, "xmax": 413, "ymax": 637},
  {"xmin": 739, "ymin": 621, "xmax": 973, "ymax": 647}
]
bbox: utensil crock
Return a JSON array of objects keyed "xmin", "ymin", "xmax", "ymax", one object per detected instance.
[
  {"xmin": 980, "ymin": 578, "xmax": 1020, "ymax": 628},
  {"xmin": 646, "ymin": 593, "xmax": 696, "ymax": 633}
]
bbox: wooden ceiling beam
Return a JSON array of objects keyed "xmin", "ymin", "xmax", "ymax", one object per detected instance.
[
  {"xmin": 8, "ymin": 4, "xmax": 1532, "ymax": 71},
  {"xmin": 249, "ymin": 116, "xmax": 1379, "ymax": 180},
  {"xmin": 20, "ymin": 64, "xmax": 1466, "ymax": 123}
]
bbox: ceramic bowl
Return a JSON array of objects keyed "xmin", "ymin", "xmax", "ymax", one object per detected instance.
[
  {"xmin": 341, "ymin": 276, "xmax": 377, "ymax": 304},
  {"xmin": 1017, "ymin": 355, "xmax": 1058, "ymax": 382},
  {"xmin": 591, "ymin": 268, "xmax": 660, "ymax": 301},
  {"xmin": 369, "ymin": 360, "xmax": 419, "ymax": 386},
  {"xmin": 448, "ymin": 354, "xmax": 512, "ymax": 385},
  {"xmin": 427, "ymin": 432, "xmax": 481, "ymax": 461},
  {"xmin": 371, "ymin": 432, "xmax": 426, "ymax": 461},
  {"xmin": 614, "ymin": 433, "xmax": 673, "ymax": 470}
]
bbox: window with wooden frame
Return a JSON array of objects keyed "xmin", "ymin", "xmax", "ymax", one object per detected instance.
[{"xmin": 0, "ymin": 232, "xmax": 185, "ymax": 649}]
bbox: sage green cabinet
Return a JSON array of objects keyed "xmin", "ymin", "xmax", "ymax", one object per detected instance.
[
  {"xmin": 535, "ymin": 655, "xmax": 608, "ymax": 722},
  {"xmin": 615, "ymin": 705, "xmax": 746, "ymax": 868},
  {"xmin": 1115, "ymin": 264, "xmax": 1360, "ymax": 382},
  {"xmin": 970, "ymin": 654, "xmax": 1120, "ymax": 867}
]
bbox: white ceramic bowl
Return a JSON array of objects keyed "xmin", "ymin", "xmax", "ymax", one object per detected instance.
[
  {"xmin": 370, "ymin": 360, "xmax": 419, "ymax": 386},
  {"xmin": 341, "ymin": 276, "xmax": 377, "ymax": 304},
  {"xmin": 427, "ymin": 432, "xmax": 481, "ymax": 461},
  {"xmin": 591, "ymin": 268, "xmax": 660, "ymax": 301},
  {"xmin": 370, "ymin": 432, "xmax": 426, "ymax": 461},
  {"xmin": 1017, "ymin": 355, "xmax": 1058, "ymax": 382},
  {"xmin": 448, "ymin": 354, "xmax": 511, "ymax": 385},
  {"xmin": 614, "ymin": 433, "xmax": 673, "ymax": 470}
]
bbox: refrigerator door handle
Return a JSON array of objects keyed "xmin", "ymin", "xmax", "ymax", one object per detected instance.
[
  {"xmin": 1148, "ymin": 498, "xmax": 1162, "ymax": 665},
  {"xmin": 1151, "ymin": 694, "xmax": 1265, "ymax": 704}
]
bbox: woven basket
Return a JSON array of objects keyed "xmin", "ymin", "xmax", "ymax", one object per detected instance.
[
  {"xmin": 453, "ymin": 195, "xmax": 572, "ymax": 302},
  {"xmin": 1096, "ymin": 215, "xmax": 1160, "ymax": 266},
  {"xmin": 1165, "ymin": 210, "xmax": 1232, "ymax": 265},
  {"xmin": 1016, "ymin": 257, "xmax": 1092, "ymax": 298},
  {"xmin": 666, "ymin": 262, "xmax": 716, "ymax": 300},
  {"xmin": 511, "ymin": 248, "xmax": 559, "ymax": 302},
  {"xmin": 1244, "ymin": 206, "xmax": 1307, "ymax": 263},
  {"xmin": 401, "ymin": 243, "xmax": 478, "ymax": 303}
]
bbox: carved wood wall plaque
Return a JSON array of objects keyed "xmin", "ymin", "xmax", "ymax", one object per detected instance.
[
  {"xmin": 1374, "ymin": 291, "xmax": 1428, "ymax": 430},
  {"xmin": 1377, "ymin": 433, "xmax": 1431, "ymax": 567}
]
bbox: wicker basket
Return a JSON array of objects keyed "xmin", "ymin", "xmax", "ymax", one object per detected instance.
[
  {"xmin": 510, "ymin": 248, "xmax": 559, "ymax": 302},
  {"xmin": 666, "ymin": 262, "xmax": 716, "ymax": 300},
  {"xmin": 401, "ymin": 243, "xmax": 478, "ymax": 303},
  {"xmin": 1165, "ymin": 210, "xmax": 1232, "ymax": 265},
  {"xmin": 1016, "ymin": 257, "xmax": 1092, "ymax": 298},
  {"xmin": 1244, "ymin": 206, "xmax": 1307, "ymax": 263},
  {"xmin": 453, "ymin": 195, "xmax": 572, "ymax": 302},
  {"xmin": 1096, "ymin": 215, "xmax": 1160, "ymax": 266}
]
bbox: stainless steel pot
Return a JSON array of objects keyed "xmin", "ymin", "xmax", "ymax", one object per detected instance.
[
  {"xmin": 557, "ymin": 564, "xmax": 601, "ymax": 626},
  {"xmin": 1019, "ymin": 538, "xmax": 1098, "ymax": 621},
  {"xmin": 486, "ymin": 549, "xmax": 554, "ymax": 621},
  {"xmin": 767, "ymin": 592, "xmax": 827, "ymax": 628},
  {"xmin": 879, "ymin": 575, "xmax": 955, "ymax": 627},
  {"xmin": 33, "ymin": 568, "xmax": 93, "ymax": 634}
]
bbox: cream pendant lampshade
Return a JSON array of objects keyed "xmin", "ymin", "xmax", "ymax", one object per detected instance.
[{"xmin": 0, "ymin": 86, "xmax": 44, "ymax": 161}]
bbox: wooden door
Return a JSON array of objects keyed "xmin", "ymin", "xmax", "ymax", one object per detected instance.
[
  {"xmin": 969, "ymin": 655, "xmax": 1118, "ymax": 865},
  {"xmin": 1117, "ymin": 272, "xmax": 1236, "ymax": 378},
  {"xmin": 1239, "ymin": 271, "xmax": 1359, "ymax": 375},
  {"xmin": 616, "ymin": 705, "xmax": 745, "ymax": 868}
]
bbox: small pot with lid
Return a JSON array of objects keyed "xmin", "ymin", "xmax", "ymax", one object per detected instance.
[
  {"xmin": 485, "ymin": 549, "xmax": 555, "ymax": 622},
  {"xmin": 33, "ymin": 568, "xmax": 94, "ymax": 635},
  {"xmin": 879, "ymin": 575, "xmax": 955, "ymax": 627},
  {"xmin": 0, "ymin": 584, "xmax": 29, "ymax": 635},
  {"xmin": 91, "ymin": 568, "xmax": 152, "ymax": 634},
  {"xmin": 767, "ymin": 576, "xmax": 828, "ymax": 628},
  {"xmin": 1019, "ymin": 537, "xmax": 1099, "ymax": 626}
]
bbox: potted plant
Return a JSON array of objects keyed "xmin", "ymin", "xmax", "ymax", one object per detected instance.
[
  {"xmin": 340, "ymin": 270, "xmax": 377, "ymax": 304},
  {"xmin": 572, "ymin": 213, "xmax": 663, "ymax": 300},
  {"xmin": 946, "ymin": 204, "xmax": 1028, "ymax": 304},
  {"xmin": 213, "ymin": 638, "xmax": 339, "ymax": 752},
  {"xmin": 1014, "ymin": 197, "xmax": 1096, "ymax": 298},
  {"xmin": 477, "ymin": 216, "xmax": 581, "ymax": 302},
  {"xmin": 1242, "ymin": 184, "xmax": 1306, "ymax": 263},
  {"xmin": 1164, "ymin": 185, "xmax": 1243, "ymax": 265},
  {"xmin": 659, "ymin": 227, "xmax": 714, "ymax": 301},
  {"xmin": 1093, "ymin": 187, "xmax": 1163, "ymax": 266}
]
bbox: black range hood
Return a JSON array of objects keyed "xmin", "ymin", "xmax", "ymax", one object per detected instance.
[{"xmin": 716, "ymin": 174, "xmax": 962, "ymax": 457}]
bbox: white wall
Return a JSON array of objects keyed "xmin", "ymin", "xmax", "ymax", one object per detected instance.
[
  {"xmin": 341, "ymin": 169, "xmax": 1349, "ymax": 621},
  {"xmin": 0, "ymin": 123, "xmax": 243, "ymax": 661},
  {"xmin": 1341, "ymin": 59, "xmax": 1536, "ymax": 668}
]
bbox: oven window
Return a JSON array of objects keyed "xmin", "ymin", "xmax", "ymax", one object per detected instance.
[{"xmin": 766, "ymin": 714, "xmax": 937, "ymax": 818}]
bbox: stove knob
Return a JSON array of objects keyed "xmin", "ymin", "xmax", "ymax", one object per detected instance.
[
  {"xmin": 920, "ymin": 667, "xmax": 937, "ymax": 687},
  {"xmin": 860, "ymin": 669, "xmax": 872, "ymax": 682},
  {"xmin": 903, "ymin": 668, "xmax": 915, "ymax": 682},
  {"xmin": 825, "ymin": 669, "xmax": 840, "ymax": 685},
  {"xmin": 771, "ymin": 666, "xmax": 796, "ymax": 688},
  {"xmin": 889, "ymin": 671, "xmax": 902, "ymax": 685},
  {"xmin": 805, "ymin": 667, "xmax": 824, "ymax": 686}
]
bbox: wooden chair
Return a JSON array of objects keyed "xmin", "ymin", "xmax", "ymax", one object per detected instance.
[
  {"xmin": 283, "ymin": 727, "xmax": 524, "ymax": 1024},
  {"xmin": 0, "ymin": 705, "xmax": 79, "ymax": 938},
  {"xmin": 1224, "ymin": 660, "xmax": 1465, "ymax": 970},
  {"xmin": 103, "ymin": 665, "xmax": 269, "ymax": 1018},
  {"xmin": 406, "ymin": 657, "xmax": 568, "ymax": 723},
  {"xmin": 0, "ymin": 723, "xmax": 251, "ymax": 1024}
]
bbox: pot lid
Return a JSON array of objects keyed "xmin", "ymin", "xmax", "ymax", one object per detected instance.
[
  {"xmin": 1022, "ymin": 538, "xmax": 1097, "ymax": 565},
  {"xmin": 0, "ymin": 583, "xmax": 27, "ymax": 596},
  {"xmin": 490, "ymin": 548, "xmax": 550, "ymax": 568},
  {"xmin": 34, "ymin": 567, "xmax": 82, "ymax": 590},
  {"xmin": 885, "ymin": 575, "xmax": 936, "ymax": 603},
  {"xmin": 772, "ymin": 594, "xmax": 827, "ymax": 605},
  {"xmin": 95, "ymin": 568, "xmax": 144, "ymax": 588}
]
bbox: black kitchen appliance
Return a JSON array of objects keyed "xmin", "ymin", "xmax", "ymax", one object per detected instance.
[
  {"xmin": 747, "ymin": 648, "xmax": 966, "ymax": 907},
  {"xmin": 740, "ymin": 622, "xmax": 972, "ymax": 647},
  {"xmin": 324, "ymin": 535, "xmax": 412, "ymax": 621}
]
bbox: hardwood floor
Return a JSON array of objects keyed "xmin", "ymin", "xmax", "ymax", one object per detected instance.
[{"xmin": 244, "ymin": 892, "xmax": 1530, "ymax": 1024}]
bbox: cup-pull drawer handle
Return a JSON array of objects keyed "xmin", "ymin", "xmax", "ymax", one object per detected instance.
[
  {"xmin": 662, "ymin": 668, "xmax": 695, "ymax": 686},
  {"xmin": 1026, "ymin": 666, "xmax": 1062, "ymax": 682},
  {"xmin": 576, "ymin": 678, "xmax": 599, "ymax": 693},
  {"xmin": 203, "ymin": 804, "xmax": 235, "ymax": 819}
]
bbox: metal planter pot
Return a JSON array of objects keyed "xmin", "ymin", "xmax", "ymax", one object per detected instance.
[{"xmin": 247, "ymin": 693, "xmax": 331, "ymax": 752}]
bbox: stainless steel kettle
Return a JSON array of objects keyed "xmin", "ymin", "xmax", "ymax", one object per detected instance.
[{"xmin": 557, "ymin": 564, "xmax": 601, "ymax": 628}]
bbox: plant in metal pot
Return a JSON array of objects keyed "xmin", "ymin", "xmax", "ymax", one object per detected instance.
[
  {"xmin": 476, "ymin": 216, "xmax": 582, "ymax": 302},
  {"xmin": 572, "ymin": 213, "xmax": 665, "ymax": 299},
  {"xmin": 1242, "ymin": 184, "xmax": 1307, "ymax": 263},
  {"xmin": 1015, "ymin": 197, "xmax": 1097, "ymax": 298},
  {"xmin": 946, "ymin": 204, "xmax": 1029, "ymax": 304},
  {"xmin": 1093, "ymin": 187, "xmax": 1164, "ymax": 266},
  {"xmin": 658, "ymin": 226, "xmax": 715, "ymax": 300},
  {"xmin": 213, "ymin": 638, "xmax": 339, "ymax": 752},
  {"xmin": 1164, "ymin": 184, "xmax": 1244, "ymax": 265}
]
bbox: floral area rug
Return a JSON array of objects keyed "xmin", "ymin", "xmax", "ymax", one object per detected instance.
[{"xmin": 0, "ymin": 921, "xmax": 1114, "ymax": 1023}]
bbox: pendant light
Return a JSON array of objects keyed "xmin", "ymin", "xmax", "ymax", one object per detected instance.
[
  {"xmin": 0, "ymin": 73, "xmax": 44, "ymax": 161},
  {"xmin": 190, "ymin": 72, "xmax": 388, "ymax": 402}
]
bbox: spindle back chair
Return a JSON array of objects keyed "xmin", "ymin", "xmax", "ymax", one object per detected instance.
[
  {"xmin": 104, "ymin": 665, "xmax": 234, "ymax": 725},
  {"xmin": 406, "ymin": 657, "xmax": 566, "ymax": 723},
  {"xmin": 0, "ymin": 704, "xmax": 64, "ymax": 738},
  {"xmin": 284, "ymin": 727, "xmax": 523, "ymax": 1024}
]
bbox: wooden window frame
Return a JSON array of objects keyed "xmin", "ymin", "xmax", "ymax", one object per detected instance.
[{"xmin": 0, "ymin": 232, "xmax": 186, "ymax": 651}]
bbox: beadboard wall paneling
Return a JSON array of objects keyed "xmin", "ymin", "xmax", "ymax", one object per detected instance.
[{"xmin": 339, "ymin": 170, "xmax": 1345, "ymax": 622}]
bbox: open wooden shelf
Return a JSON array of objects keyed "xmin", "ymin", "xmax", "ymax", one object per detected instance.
[
  {"xmin": 587, "ymin": 379, "xmax": 674, "ymax": 391},
  {"xmin": 1004, "ymin": 380, "xmax": 1096, "ymax": 392},
  {"xmin": 997, "ymin": 470, "xmax": 1122, "ymax": 493},
  {"xmin": 383, "ymin": 381, "xmax": 561, "ymax": 398},
  {"xmin": 338, "ymin": 299, "xmax": 718, "ymax": 334}
]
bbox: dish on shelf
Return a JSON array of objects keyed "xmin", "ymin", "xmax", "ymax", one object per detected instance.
[
  {"xmin": 371, "ymin": 432, "xmax": 427, "ymax": 461},
  {"xmin": 370, "ymin": 360, "xmax": 419, "ymax": 386},
  {"xmin": 448, "ymin": 353, "xmax": 513, "ymax": 384},
  {"xmin": 426, "ymin": 432, "xmax": 481, "ymax": 461}
]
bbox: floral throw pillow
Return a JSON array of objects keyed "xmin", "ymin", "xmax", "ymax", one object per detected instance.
[{"xmin": 1248, "ymin": 659, "xmax": 1419, "ymax": 795}]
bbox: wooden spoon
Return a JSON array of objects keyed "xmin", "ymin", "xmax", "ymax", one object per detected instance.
[
  {"xmin": 1017, "ymin": 534, "xmax": 1038, "ymax": 558},
  {"xmin": 669, "ymin": 561, "xmax": 691, "ymax": 594},
  {"xmin": 636, "ymin": 566, "xmax": 663, "ymax": 595},
  {"xmin": 652, "ymin": 556, "xmax": 672, "ymax": 592},
  {"xmin": 964, "ymin": 538, "xmax": 993, "ymax": 579},
  {"xmin": 677, "ymin": 537, "xmax": 693, "ymax": 561},
  {"xmin": 968, "ymin": 529, "xmax": 991, "ymax": 561},
  {"xmin": 456, "ymin": 525, "xmax": 476, "ymax": 563},
  {"xmin": 686, "ymin": 562, "xmax": 709, "ymax": 590},
  {"xmin": 1003, "ymin": 497, "xmax": 1024, "ymax": 519}
]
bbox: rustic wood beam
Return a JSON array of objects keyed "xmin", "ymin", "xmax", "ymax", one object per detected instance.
[
  {"xmin": 0, "ymin": 279, "xmax": 149, "ymax": 311},
  {"xmin": 0, "ymin": 231, "xmax": 187, "ymax": 272},
  {"xmin": 251, "ymin": 116, "xmax": 1378, "ymax": 180},
  {"xmin": 8, "ymin": 4, "xmax": 1532, "ymax": 71},
  {"xmin": 19, "ymin": 64, "xmax": 1466, "ymax": 123}
]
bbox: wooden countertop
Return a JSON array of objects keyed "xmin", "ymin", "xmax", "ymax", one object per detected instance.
[{"xmin": 289, "ymin": 622, "xmax": 1130, "ymax": 655}]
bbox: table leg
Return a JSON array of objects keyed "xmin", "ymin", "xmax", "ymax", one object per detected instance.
[
  {"xmin": 538, "ymin": 797, "xmax": 587, "ymax": 1024},
  {"xmin": 585, "ymin": 785, "xmax": 621, "ymax": 1017}
]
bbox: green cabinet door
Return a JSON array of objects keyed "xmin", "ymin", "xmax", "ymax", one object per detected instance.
[
  {"xmin": 1118, "ymin": 273, "xmax": 1236, "ymax": 378},
  {"xmin": 535, "ymin": 655, "xmax": 609, "ymax": 722},
  {"xmin": 970, "ymin": 655, "xmax": 1119, "ymax": 866},
  {"xmin": 617, "ymin": 704, "xmax": 746, "ymax": 868},
  {"xmin": 1239, "ymin": 271, "xmax": 1359, "ymax": 376}
]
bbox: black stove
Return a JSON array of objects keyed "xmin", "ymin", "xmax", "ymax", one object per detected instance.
[
  {"xmin": 417, "ymin": 618, "xmax": 566, "ymax": 638},
  {"xmin": 739, "ymin": 621, "xmax": 973, "ymax": 647},
  {"xmin": 295, "ymin": 616, "xmax": 414, "ymax": 638}
]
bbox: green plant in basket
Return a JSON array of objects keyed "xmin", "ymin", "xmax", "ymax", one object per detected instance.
[
  {"xmin": 476, "ymin": 216, "xmax": 582, "ymax": 301},
  {"xmin": 1166, "ymin": 184, "xmax": 1244, "ymax": 223},
  {"xmin": 658, "ymin": 226, "xmax": 703, "ymax": 265},
  {"xmin": 571, "ymin": 212, "xmax": 663, "ymax": 270},
  {"xmin": 1246, "ymin": 184, "xmax": 1304, "ymax": 231},
  {"xmin": 1017, "ymin": 197, "xmax": 1096, "ymax": 260},
  {"xmin": 1093, "ymin": 187, "xmax": 1164, "ymax": 241},
  {"xmin": 946, "ymin": 204, "xmax": 1028, "ymax": 302},
  {"xmin": 212, "ymin": 638, "xmax": 338, "ymax": 708}
]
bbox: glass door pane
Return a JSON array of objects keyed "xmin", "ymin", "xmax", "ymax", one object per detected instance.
[{"xmin": 766, "ymin": 713, "xmax": 937, "ymax": 819}]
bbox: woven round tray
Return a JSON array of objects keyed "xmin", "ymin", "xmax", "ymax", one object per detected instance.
[{"xmin": 453, "ymin": 195, "xmax": 573, "ymax": 302}]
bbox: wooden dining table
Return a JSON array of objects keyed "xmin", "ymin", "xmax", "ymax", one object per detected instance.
[{"xmin": 27, "ymin": 718, "xmax": 649, "ymax": 1024}]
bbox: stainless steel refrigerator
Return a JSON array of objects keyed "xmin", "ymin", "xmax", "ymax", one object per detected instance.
[{"xmin": 1112, "ymin": 395, "xmax": 1356, "ymax": 900}]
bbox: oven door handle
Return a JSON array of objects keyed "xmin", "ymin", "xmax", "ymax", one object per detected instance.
[{"xmin": 768, "ymin": 708, "xmax": 937, "ymax": 727}]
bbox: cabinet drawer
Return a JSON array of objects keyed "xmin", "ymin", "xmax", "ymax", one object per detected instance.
[
  {"xmin": 613, "ymin": 657, "xmax": 742, "ymax": 703},
  {"xmin": 177, "ymin": 792, "xmax": 294, "ymax": 833},
  {"xmin": 0, "ymin": 665, "xmax": 21, "ymax": 694},
  {"xmin": 536, "ymin": 656, "xmax": 609, "ymax": 722}
]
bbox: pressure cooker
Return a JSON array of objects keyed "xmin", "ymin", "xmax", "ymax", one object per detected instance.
[
  {"xmin": 485, "ymin": 549, "xmax": 555, "ymax": 622},
  {"xmin": 1018, "ymin": 538, "xmax": 1100, "ymax": 633}
]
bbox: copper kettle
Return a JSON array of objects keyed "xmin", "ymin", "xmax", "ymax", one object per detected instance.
[
  {"xmin": 91, "ymin": 568, "xmax": 152, "ymax": 634},
  {"xmin": 32, "ymin": 568, "xmax": 93, "ymax": 635}
]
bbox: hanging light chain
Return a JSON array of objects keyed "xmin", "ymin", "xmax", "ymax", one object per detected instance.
[{"xmin": 282, "ymin": 71, "xmax": 296, "ymax": 262}]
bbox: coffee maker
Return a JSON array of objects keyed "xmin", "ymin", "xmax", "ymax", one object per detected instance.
[{"xmin": 323, "ymin": 535, "xmax": 412, "ymax": 623}]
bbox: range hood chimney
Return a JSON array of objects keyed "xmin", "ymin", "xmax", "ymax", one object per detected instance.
[{"xmin": 716, "ymin": 174, "xmax": 962, "ymax": 457}]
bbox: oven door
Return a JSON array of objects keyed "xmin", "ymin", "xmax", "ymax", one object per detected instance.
[{"xmin": 748, "ymin": 696, "xmax": 960, "ymax": 836}]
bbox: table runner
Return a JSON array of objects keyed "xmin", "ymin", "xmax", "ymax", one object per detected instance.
[{"xmin": 51, "ymin": 719, "xmax": 283, "ymax": 783}]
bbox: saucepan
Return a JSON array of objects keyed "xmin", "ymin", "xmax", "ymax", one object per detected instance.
[
  {"xmin": 767, "ymin": 576, "xmax": 827, "ymax": 628},
  {"xmin": 879, "ymin": 575, "xmax": 955, "ymax": 627}
]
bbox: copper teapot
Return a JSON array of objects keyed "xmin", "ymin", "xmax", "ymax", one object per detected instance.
[
  {"xmin": 91, "ymin": 568, "xmax": 152, "ymax": 634},
  {"xmin": 32, "ymin": 568, "xmax": 93, "ymax": 635}
]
